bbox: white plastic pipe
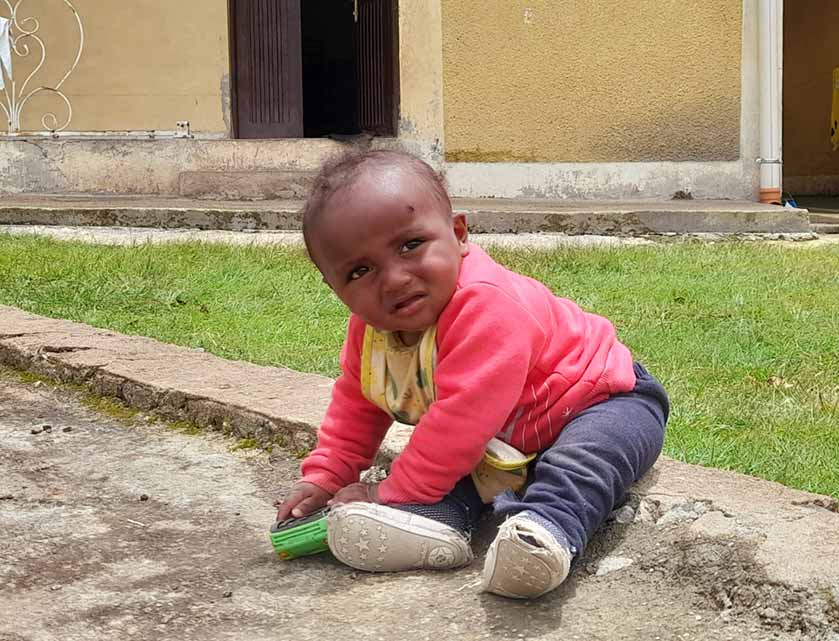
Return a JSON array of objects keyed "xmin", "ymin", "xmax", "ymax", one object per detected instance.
[{"xmin": 758, "ymin": 0, "xmax": 783, "ymax": 203}]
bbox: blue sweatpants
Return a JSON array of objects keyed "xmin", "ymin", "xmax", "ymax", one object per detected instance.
[
  {"xmin": 493, "ymin": 362, "xmax": 669, "ymax": 555},
  {"xmin": 397, "ymin": 362, "xmax": 669, "ymax": 558}
]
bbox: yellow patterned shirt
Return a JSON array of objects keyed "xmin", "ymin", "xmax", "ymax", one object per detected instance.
[{"xmin": 358, "ymin": 323, "xmax": 534, "ymax": 502}]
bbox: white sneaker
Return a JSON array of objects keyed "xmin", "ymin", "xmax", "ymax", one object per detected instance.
[
  {"xmin": 327, "ymin": 503, "xmax": 473, "ymax": 572},
  {"xmin": 481, "ymin": 514, "xmax": 572, "ymax": 599}
]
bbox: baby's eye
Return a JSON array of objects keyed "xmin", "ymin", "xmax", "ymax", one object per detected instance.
[
  {"xmin": 348, "ymin": 266, "xmax": 369, "ymax": 281},
  {"xmin": 400, "ymin": 239, "xmax": 424, "ymax": 253}
]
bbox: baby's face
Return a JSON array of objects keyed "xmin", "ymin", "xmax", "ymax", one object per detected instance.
[{"xmin": 308, "ymin": 168, "xmax": 468, "ymax": 335}]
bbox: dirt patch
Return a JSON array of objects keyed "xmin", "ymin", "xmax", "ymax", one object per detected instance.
[{"xmin": 669, "ymin": 537, "xmax": 839, "ymax": 637}]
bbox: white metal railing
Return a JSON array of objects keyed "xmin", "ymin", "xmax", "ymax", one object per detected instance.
[{"xmin": 0, "ymin": 0, "xmax": 83, "ymax": 135}]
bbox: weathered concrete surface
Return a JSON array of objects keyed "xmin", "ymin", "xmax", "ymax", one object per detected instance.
[
  {"xmin": 0, "ymin": 139, "xmax": 351, "ymax": 198},
  {"xmin": 0, "ymin": 306, "xmax": 414, "ymax": 467},
  {"xmin": 808, "ymin": 213, "xmax": 839, "ymax": 235},
  {"xmin": 0, "ymin": 305, "xmax": 334, "ymax": 462},
  {"xmin": 178, "ymin": 171, "xmax": 316, "ymax": 201},
  {"xmin": 2, "ymin": 364, "xmax": 839, "ymax": 640},
  {"xmin": 0, "ymin": 195, "xmax": 812, "ymax": 234},
  {"xmin": 451, "ymin": 198, "xmax": 811, "ymax": 234},
  {"xmin": 0, "ymin": 196, "xmax": 304, "ymax": 232}
]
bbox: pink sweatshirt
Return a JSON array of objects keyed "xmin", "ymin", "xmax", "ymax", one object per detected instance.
[{"xmin": 300, "ymin": 244, "xmax": 637, "ymax": 504}]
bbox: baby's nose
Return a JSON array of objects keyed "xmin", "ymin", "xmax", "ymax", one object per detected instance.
[{"xmin": 382, "ymin": 265, "xmax": 412, "ymax": 292}]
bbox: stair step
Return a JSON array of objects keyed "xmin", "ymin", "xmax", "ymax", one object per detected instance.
[
  {"xmin": 0, "ymin": 196, "xmax": 814, "ymax": 235},
  {"xmin": 812, "ymin": 223, "xmax": 839, "ymax": 234},
  {"xmin": 179, "ymin": 171, "xmax": 316, "ymax": 201}
]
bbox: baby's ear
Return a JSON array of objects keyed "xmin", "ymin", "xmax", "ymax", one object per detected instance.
[{"xmin": 452, "ymin": 213, "xmax": 469, "ymax": 255}]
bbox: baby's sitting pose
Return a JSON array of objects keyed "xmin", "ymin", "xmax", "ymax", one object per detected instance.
[{"xmin": 276, "ymin": 150, "xmax": 669, "ymax": 599}]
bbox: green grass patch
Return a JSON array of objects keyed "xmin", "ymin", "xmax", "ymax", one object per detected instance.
[
  {"xmin": 166, "ymin": 419, "xmax": 203, "ymax": 435},
  {"xmin": 0, "ymin": 364, "xmax": 140, "ymax": 422},
  {"xmin": 1, "ymin": 233, "xmax": 837, "ymax": 497},
  {"xmin": 78, "ymin": 392, "xmax": 139, "ymax": 421},
  {"xmin": 231, "ymin": 437, "xmax": 259, "ymax": 451},
  {"xmin": 11, "ymin": 369, "xmax": 53, "ymax": 386}
]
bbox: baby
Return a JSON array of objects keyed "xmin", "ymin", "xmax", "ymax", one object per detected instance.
[{"xmin": 276, "ymin": 150, "xmax": 669, "ymax": 599}]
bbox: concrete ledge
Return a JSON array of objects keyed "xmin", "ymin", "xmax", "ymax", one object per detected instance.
[
  {"xmin": 0, "ymin": 305, "xmax": 331, "ymax": 457},
  {"xmin": 0, "ymin": 197, "xmax": 304, "ymax": 231},
  {"xmin": 453, "ymin": 199, "xmax": 811, "ymax": 234},
  {"xmin": 0, "ymin": 305, "xmax": 413, "ymax": 465},
  {"xmin": 0, "ymin": 195, "xmax": 812, "ymax": 234}
]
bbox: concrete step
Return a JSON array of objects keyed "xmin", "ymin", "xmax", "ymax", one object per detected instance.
[
  {"xmin": 809, "ymin": 212, "xmax": 839, "ymax": 223},
  {"xmin": 0, "ymin": 195, "xmax": 813, "ymax": 235},
  {"xmin": 178, "ymin": 170, "xmax": 316, "ymax": 201},
  {"xmin": 809, "ymin": 212, "xmax": 839, "ymax": 234}
]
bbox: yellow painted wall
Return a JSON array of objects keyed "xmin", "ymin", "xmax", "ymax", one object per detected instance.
[
  {"xmin": 10, "ymin": 0, "xmax": 229, "ymax": 133},
  {"xmin": 441, "ymin": 0, "xmax": 742, "ymax": 163},
  {"xmin": 783, "ymin": 1, "xmax": 839, "ymax": 186}
]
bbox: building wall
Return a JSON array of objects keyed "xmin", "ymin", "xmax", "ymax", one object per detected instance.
[
  {"xmin": 10, "ymin": 0, "xmax": 229, "ymax": 134},
  {"xmin": 2, "ymin": 0, "xmax": 763, "ymax": 200},
  {"xmin": 783, "ymin": 1, "xmax": 839, "ymax": 194},
  {"xmin": 0, "ymin": 0, "xmax": 446, "ymax": 196},
  {"xmin": 441, "ymin": 0, "xmax": 743, "ymax": 163}
]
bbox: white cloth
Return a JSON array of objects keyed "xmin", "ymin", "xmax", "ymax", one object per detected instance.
[{"xmin": 0, "ymin": 17, "xmax": 12, "ymax": 91}]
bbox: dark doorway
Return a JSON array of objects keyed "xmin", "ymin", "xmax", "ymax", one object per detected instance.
[
  {"xmin": 231, "ymin": 0, "xmax": 397, "ymax": 139},
  {"xmin": 301, "ymin": 0, "xmax": 359, "ymax": 137}
]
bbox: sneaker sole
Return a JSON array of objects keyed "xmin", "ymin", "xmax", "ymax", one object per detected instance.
[
  {"xmin": 327, "ymin": 503, "xmax": 473, "ymax": 572},
  {"xmin": 484, "ymin": 537, "xmax": 555, "ymax": 599}
]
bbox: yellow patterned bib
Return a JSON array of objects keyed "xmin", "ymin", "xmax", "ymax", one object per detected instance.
[{"xmin": 359, "ymin": 325, "xmax": 437, "ymax": 425}]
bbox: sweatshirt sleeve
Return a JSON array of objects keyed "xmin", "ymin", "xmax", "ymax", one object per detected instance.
[
  {"xmin": 299, "ymin": 316, "xmax": 393, "ymax": 495},
  {"xmin": 377, "ymin": 284, "xmax": 547, "ymax": 504}
]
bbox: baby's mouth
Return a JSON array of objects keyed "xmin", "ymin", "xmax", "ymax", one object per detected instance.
[{"xmin": 393, "ymin": 293, "xmax": 426, "ymax": 313}]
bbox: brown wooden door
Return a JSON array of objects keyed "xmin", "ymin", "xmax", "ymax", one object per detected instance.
[
  {"xmin": 356, "ymin": 0, "xmax": 396, "ymax": 136},
  {"xmin": 232, "ymin": 0, "xmax": 304, "ymax": 138}
]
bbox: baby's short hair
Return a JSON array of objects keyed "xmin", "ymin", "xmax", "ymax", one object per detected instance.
[{"xmin": 302, "ymin": 149, "xmax": 451, "ymax": 259}]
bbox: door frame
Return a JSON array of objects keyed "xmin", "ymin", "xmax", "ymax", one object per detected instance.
[
  {"xmin": 385, "ymin": 0, "xmax": 402, "ymax": 136},
  {"xmin": 227, "ymin": 0, "xmax": 239, "ymax": 138},
  {"xmin": 227, "ymin": 0, "xmax": 401, "ymax": 139},
  {"xmin": 358, "ymin": 0, "xmax": 401, "ymax": 136}
]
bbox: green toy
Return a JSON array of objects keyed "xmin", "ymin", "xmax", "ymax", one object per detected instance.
[{"xmin": 269, "ymin": 508, "xmax": 330, "ymax": 560}]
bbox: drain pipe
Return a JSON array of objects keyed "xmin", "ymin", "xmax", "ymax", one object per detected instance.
[{"xmin": 758, "ymin": 0, "xmax": 783, "ymax": 204}]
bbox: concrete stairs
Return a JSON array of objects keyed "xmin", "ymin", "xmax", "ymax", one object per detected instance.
[
  {"xmin": 809, "ymin": 213, "xmax": 839, "ymax": 235},
  {"xmin": 0, "ymin": 194, "xmax": 814, "ymax": 236}
]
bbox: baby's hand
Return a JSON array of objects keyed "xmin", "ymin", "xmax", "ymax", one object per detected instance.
[
  {"xmin": 328, "ymin": 482, "xmax": 380, "ymax": 507},
  {"xmin": 274, "ymin": 482, "xmax": 332, "ymax": 521}
]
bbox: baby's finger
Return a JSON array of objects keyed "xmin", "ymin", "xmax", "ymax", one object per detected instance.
[
  {"xmin": 291, "ymin": 495, "xmax": 323, "ymax": 518},
  {"xmin": 275, "ymin": 504, "xmax": 292, "ymax": 522},
  {"xmin": 275, "ymin": 493, "xmax": 304, "ymax": 521}
]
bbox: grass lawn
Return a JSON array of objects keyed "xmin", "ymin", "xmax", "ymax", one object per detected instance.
[{"xmin": 1, "ymin": 233, "xmax": 837, "ymax": 498}]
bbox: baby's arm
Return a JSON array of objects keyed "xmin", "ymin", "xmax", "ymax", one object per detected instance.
[{"xmin": 277, "ymin": 317, "xmax": 392, "ymax": 516}]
